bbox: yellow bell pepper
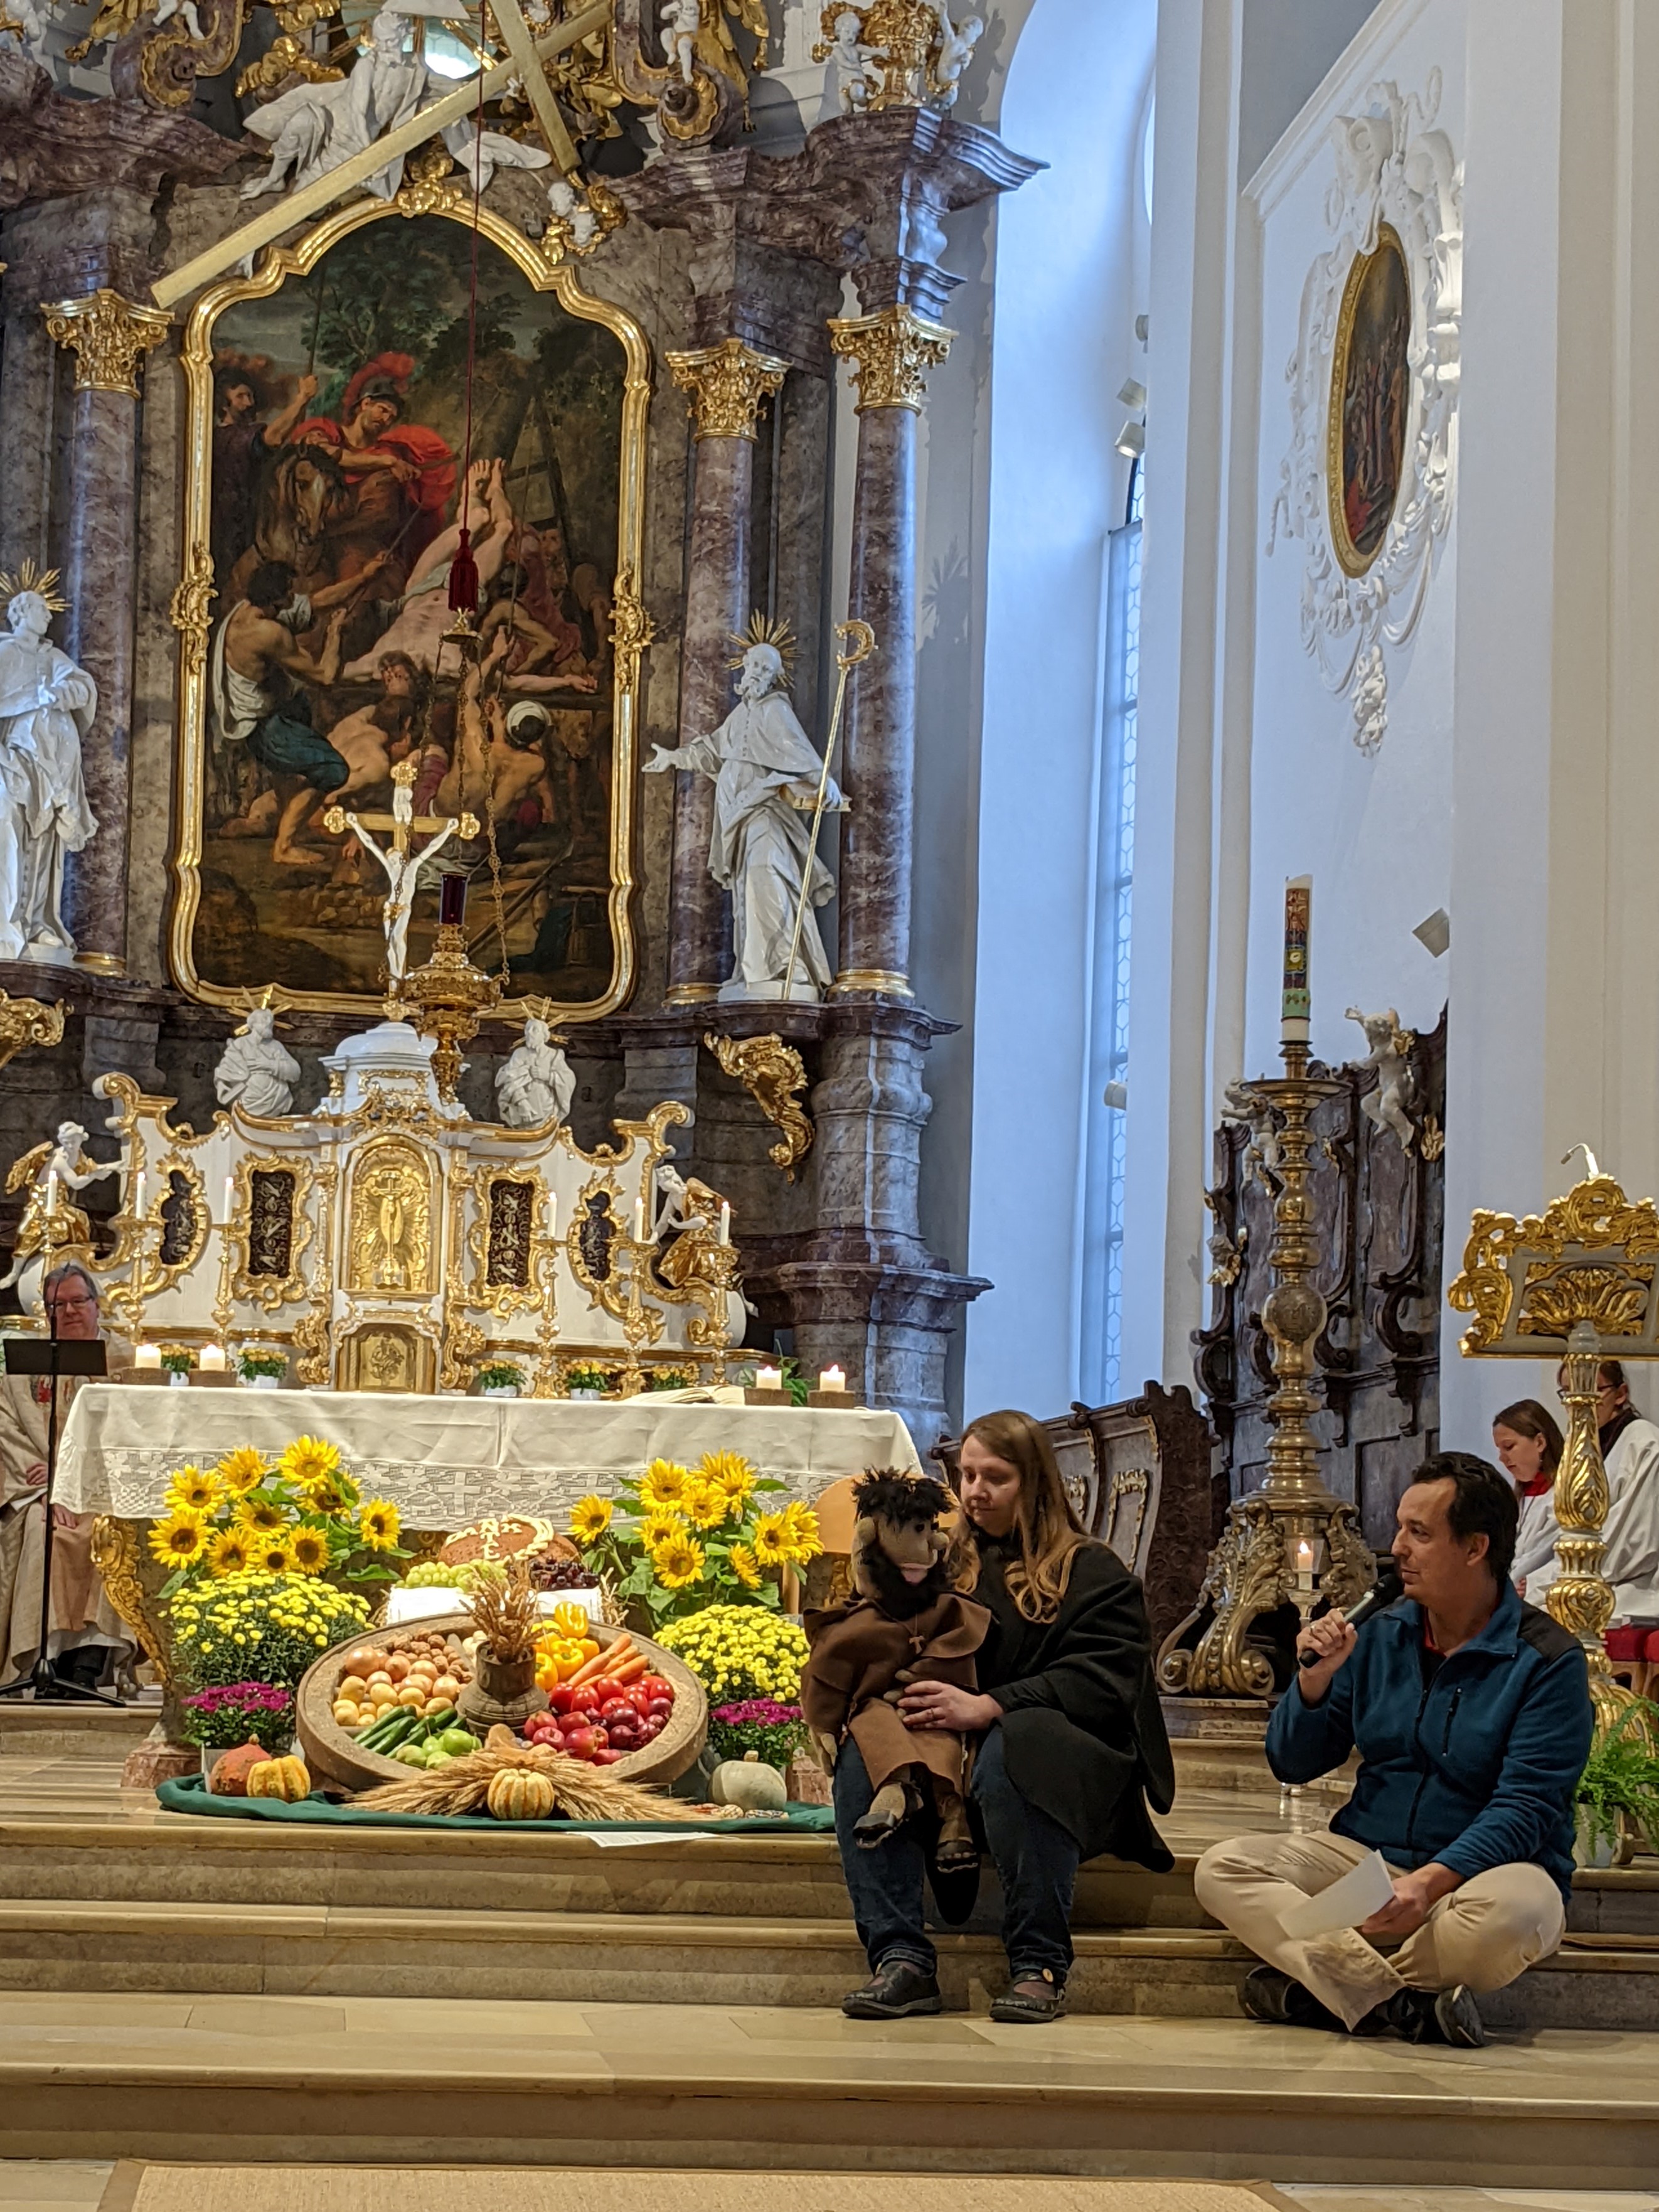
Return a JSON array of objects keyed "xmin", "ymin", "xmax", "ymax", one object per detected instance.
[{"xmin": 548, "ymin": 1600, "xmax": 590, "ymax": 1640}]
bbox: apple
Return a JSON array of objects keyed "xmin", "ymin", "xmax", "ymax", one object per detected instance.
[
  {"xmin": 591, "ymin": 1748, "xmax": 622, "ymax": 1765},
  {"xmin": 549, "ymin": 1686, "xmax": 578, "ymax": 1715},
  {"xmin": 567, "ymin": 1684, "xmax": 602, "ymax": 1716}
]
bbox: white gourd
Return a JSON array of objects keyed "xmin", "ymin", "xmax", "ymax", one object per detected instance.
[{"xmin": 710, "ymin": 1749, "xmax": 787, "ymax": 1811}]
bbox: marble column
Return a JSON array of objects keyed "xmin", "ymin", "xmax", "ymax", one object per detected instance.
[
  {"xmin": 40, "ymin": 287, "xmax": 169, "ymax": 977},
  {"xmin": 661, "ymin": 338, "xmax": 789, "ymax": 1005},
  {"xmin": 827, "ymin": 306, "xmax": 954, "ymax": 1001}
]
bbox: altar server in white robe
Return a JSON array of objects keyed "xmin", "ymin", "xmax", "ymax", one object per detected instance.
[
  {"xmin": 643, "ymin": 642, "xmax": 841, "ymax": 996},
  {"xmin": 0, "ymin": 1264, "xmax": 134, "ymax": 1688},
  {"xmin": 1493, "ymin": 1397, "xmax": 1564, "ymax": 1594},
  {"xmin": 1527, "ymin": 1360, "xmax": 1659, "ymax": 1625}
]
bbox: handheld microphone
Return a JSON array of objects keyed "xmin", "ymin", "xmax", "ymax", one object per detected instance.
[{"xmin": 1296, "ymin": 1557, "xmax": 1403, "ymax": 1667}]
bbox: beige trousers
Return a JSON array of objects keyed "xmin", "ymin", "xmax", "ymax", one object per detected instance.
[{"xmin": 1194, "ymin": 1828, "xmax": 1566, "ymax": 2030}]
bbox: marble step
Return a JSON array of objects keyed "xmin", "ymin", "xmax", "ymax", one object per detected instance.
[
  {"xmin": 0, "ymin": 1702, "xmax": 159, "ymax": 1757},
  {"xmin": 0, "ymin": 1991, "xmax": 1655, "ymax": 2183}
]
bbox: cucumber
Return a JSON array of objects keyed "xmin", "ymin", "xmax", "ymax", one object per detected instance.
[
  {"xmin": 363, "ymin": 1709, "xmax": 419, "ymax": 1753},
  {"xmin": 414, "ymin": 1706, "xmax": 456, "ymax": 1740}
]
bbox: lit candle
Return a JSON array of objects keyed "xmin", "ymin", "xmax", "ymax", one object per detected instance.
[
  {"xmin": 222, "ymin": 1175, "xmax": 235, "ymax": 1229},
  {"xmin": 718, "ymin": 1201, "xmax": 730, "ymax": 1247},
  {"xmin": 199, "ymin": 1344, "xmax": 227, "ymax": 1372},
  {"xmin": 1281, "ymin": 875, "xmax": 1312, "ymax": 1045},
  {"xmin": 133, "ymin": 1170, "xmax": 146, "ymax": 1221},
  {"xmin": 547, "ymin": 1191, "xmax": 558, "ymax": 1237},
  {"xmin": 819, "ymin": 1365, "xmax": 846, "ymax": 1394},
  {"xmin": 1294, "ymin": 1539, "xmax": 1315, "ymax": 1588},
  {"xmin": 755, "ymin": 1364, "xmax": 783, "ymax": 1391},
  {"xmin": 634, "ymin": 1195, "xmax": 648, "ymax": 1242},
  {"xmin": 135, "ymin": 1342, "xmax": 161, "ymax": 1370}
]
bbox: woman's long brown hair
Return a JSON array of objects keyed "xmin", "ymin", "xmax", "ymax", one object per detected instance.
[
  {"xmin": 954, "ymin": 1408, "xmax": 1091, "ymax": 1623},
  {"xmin": 1492, "ymin": 1397, "xmax": 1564, "ymax": 1475}
]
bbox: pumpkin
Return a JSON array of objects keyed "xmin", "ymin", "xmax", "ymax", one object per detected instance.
[
  {"xmin": 247, "ymin": 1754, "xmax": 311, "ymax": 1802},
  {"xmin": 207, "ymin": 1739, "xmax": 268, "ymax": 1797},
  {"xmin": 710, "ymin": 1750, "xmax": 787, "ymax": 1812},
  {"xmin": 488, "ymin": 1766, "xmax": 557, "ymax": 1822}
]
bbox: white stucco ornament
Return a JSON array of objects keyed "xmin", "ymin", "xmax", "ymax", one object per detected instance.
[{"xmin": 1267, "ymin": 74, "xmax": 1463, "ymax": 756}]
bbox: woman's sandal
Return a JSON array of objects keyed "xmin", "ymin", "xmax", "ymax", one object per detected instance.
[{"xmin": 989, "ymin": 1971, "xmax": 1067, "ymax": 2024}]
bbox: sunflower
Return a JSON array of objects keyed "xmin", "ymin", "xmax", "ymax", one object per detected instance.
[
  {"xmin": 568, "ymin": 1494, "xmax": 612, "ymax": 1546},
  {"xmin": 637, "ymin": 1458, "xmax": 690, "ymax": 1513},
  {"xmin": 163, "ymin": 1465, "xmax": 223, "ymax": 1516},
  {"xmin": 637, "ymin": 1509, "xmax": 687, "ymax": 1552},
  {"xmin": 289, "ymin": 1527, "xmax": 331, "ymax": 1574},
  {"xmin": 750, "ymin": 1510, "xmax": 790, "ymax": 1569},
  {"xmin": 213, "ymin": 1447, "xmax": 269, "ymax": 1495},
  {"xmin": 147, "ymin": 1510, "xmax": 207, "ymax": 1569},
  {"xmin": 207, "ymin": 1526, "xmax": 253, "ymax": 1576},
  {"xmin": 237, "ymin": 1497, "xmax": 287, "ymax": 1535},
  {"xmin": 780, "ymin": 1500, "xmax": 823, "ymax": 1566},
  {"xmin": 306, "ymin": 1472, "xmax": 360, "ymax": 1515},
  {"xmin": 279, "ymin": 1436, "xmax": 343, "ymax": 1493},
  {"xmin": 728, "ymin": 1542, "xmax": 762, "ymax": 1591},
  {"xmin": 650, "ymin": 1529, "xmax": 705, "ymax": 1590},
  {"xmin": 680, "ymin": 1477, "xmax": 730, "ymax": 1531},
  {"xmin": 251, "ymin": 1536, "xmax": 294, "ymax": 1575},
  {"xmin": 700, "ymin": 1450, "xmax": 756, "ymax": 1504},
  {"xmin": 358, "ymin": 1498, "xmax": 402, "ymax": 1551}
]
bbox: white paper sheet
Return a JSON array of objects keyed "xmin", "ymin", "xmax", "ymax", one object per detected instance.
[{"xmin": 1279, "ymin": 1849, "xmax": 1396, "ymax": 1938}]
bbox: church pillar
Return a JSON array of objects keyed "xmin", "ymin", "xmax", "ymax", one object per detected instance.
[
  {"xmin": 41, "ymin": 286, "xmax": 170, "ymax": 977},
  {"xmin": 661, "ymin": 339, "xmax": 787, "ymax": 1005},
  {"xmin": 826, "ymin": 306, "xmax": 954, "ymax": 1002}
]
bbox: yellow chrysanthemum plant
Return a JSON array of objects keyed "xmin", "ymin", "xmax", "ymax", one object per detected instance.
[
  {"xmin": 565, "ymin": 1451, "xmax": 821, "ymax": 1628},
  {"xmin": 147, "ymin": 1434, "xmax": 409, "ymax": 1605}
]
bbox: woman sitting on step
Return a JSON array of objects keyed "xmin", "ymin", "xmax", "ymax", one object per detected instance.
[{"xmin": 827, "ymin": 1408, "xmax": 1175, "ymax": 2026}]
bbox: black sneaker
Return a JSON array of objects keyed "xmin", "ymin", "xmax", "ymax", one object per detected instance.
[
  {"xmin": 1432, "ymin": 1984, "xmax": 1487, "ymax": 2048},
  {"xmin": 1374, "ymin": 1983, "xmax": 1487, "ymax": 2048},
  {"xmin": 841, "ymin": 1958, "xmax": 943, "ymax": 2019},
  {"xmin": 1239, "ymin": 1964, "xmax": 1345, "ymax": 2033}
]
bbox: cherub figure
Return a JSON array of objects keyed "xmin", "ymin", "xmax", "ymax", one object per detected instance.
[
  {"xmin": 1347, "ymin": 1007, "xmax": 1418, "ymax": 1153},
  {"xmin": 801, "ymin": 1471, "xmax": 991, "ymax": 1874},
  {"xmin": 931, "ymin": 0, "xmax": 983, "ymax": 106},
  {"xmin": 660, "ymin": 0, "xmax": 700, "ymax": 85},
  {"xmin": 0, "ymin": 1121, "xmax": 117, "ymax": 1303},
  {"xmin": 818, "ymin": 8, "xmax": 885, "ymax": 118}
]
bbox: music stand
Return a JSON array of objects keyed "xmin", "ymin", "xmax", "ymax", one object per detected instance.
[{"xmin": 0, "ymin": 1335, "xmax": 122, "ymax": 1706}]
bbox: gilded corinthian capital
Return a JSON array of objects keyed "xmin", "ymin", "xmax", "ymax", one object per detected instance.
[
  {"xmin": 828, "ymin": 305, "xmax": 956, "ymax": 413},
  {"xmin": 42, "ymin": 289, "xmax": 171, "ymax": 398},
  {"xmin": 666, "ymin": 338, "xmax": 789, "ymax": 441}
]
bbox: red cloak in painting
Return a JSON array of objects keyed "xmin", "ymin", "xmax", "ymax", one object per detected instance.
[{"xmin": 296, "ymin": 352, "xmax": 456, "ymax": 582}]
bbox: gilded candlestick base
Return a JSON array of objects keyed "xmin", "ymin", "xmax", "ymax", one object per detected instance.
[{"xmin": 400, "ymin": 921, "xmax": 501, "ymax": 1104}]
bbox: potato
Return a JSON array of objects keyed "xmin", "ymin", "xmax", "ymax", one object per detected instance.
[
  {"xmin": 338, "ymin": 1674, "xmax": 369, "ymax": 1700},
  {"xmin": 332, "ymin": 1701, "xmax": 360, "ymax": 1726},
  {"xmin": 397, "ymin": 1686, "xmax": 425, "ymax": 1709},
  {"xmin": 368, "ymin": 1682, "xmax": 398, "ymax": 1709},
  {"xmin": 366, "ymin": 1670, "xmax": 392, "ymax": 1689},
  {"xmin": 431, "ymin": 1675, "xmax": 460, "ymax": 1702}
]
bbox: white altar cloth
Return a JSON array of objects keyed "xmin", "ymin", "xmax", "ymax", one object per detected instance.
[{"xmin": 53, "ymin": 1385, "xmax": 922, "ymax": 1527}]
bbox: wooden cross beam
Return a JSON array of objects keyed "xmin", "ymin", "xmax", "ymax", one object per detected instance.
[
  {"xmin": 151, "ymin": 0, "xmax": 611, "ymax": 312},
  {"xmin": 488, "ymin": 0, "xmax": 584, "ymax": 181}
]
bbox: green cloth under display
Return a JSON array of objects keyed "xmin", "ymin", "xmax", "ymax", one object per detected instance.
[{"xmin": 156, "ymin": 1772, "xmax": 835, "ymax": 1834}]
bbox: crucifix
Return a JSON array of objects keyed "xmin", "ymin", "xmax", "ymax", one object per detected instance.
[{"xmin": 324, "ymin": 760, "xmax": 478, "ymax": 987}]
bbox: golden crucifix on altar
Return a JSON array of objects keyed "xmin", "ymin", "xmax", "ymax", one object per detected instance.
[
  {"xmin": 1448, "ymin": 1148, "xmax": 1658, "ymax": 1741},
  {"xmin": 324, "ymin": 760, "xmax": 478, "ymax": 993}
]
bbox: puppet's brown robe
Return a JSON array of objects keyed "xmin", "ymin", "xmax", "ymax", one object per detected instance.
[{"xmin": 801, "ymin": 1592, "xmax": 992, "ymax": 1795}]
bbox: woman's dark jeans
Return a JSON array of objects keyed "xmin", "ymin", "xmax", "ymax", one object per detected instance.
[{"xmin": 831, "ymin": 1724, "xmax": 1081, "ymax": 1985}]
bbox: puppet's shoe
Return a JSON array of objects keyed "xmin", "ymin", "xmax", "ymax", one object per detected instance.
[
  {"xmin": 853, "ymin": 1784, "xmax": 922, "ymax": 1847},
  {"xmin": 932, "ymin": 1837, "xmax": 980, "ymax": 1875},
  {"xmin": 990, "ymin": 1970, "xmax": 1067, "ymax": 2024},
  {"xmin": 842, "ymin": 1958, "xmax": 943, "ymax": 2019}
]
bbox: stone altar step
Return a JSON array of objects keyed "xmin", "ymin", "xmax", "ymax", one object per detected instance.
[
  {"xmin": 0, "ymin": 1701, "xmax": 157, "ymax": 1758},
  {"xmin": 0, "ymin": 1992, "xmax": 1654, "ymax": 2183}
]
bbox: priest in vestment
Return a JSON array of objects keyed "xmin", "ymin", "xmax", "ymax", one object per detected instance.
[
  {"xmin": 0, "ymin": 1264, "xmax": 134, "ymax": 1689},
  {"xmin": 644, "ymin": 643, "xmax": 840, "ymax": 995}
]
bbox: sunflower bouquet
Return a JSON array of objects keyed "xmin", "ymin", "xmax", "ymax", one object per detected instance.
[
  {"xmin": 166, "ymin": 1570, "xmax": 371, "ymax": 1691},
  {"xmin": 566, "ymin": 1452, "xmax": 822, "ymax": 1628},
  {"xmin": 146, "ymin": 1434, "xmax": 409, "ymax": 1602}
]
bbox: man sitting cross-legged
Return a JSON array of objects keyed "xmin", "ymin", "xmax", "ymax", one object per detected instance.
[{"xmin": 1195, "ymin": 1452, "xmax": 1592, "ymax": 2049}]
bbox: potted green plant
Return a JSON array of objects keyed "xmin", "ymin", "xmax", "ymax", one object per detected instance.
[
  {"xmin": 161, "ymin": 1347, "xmax": 195, "ymax": 1389},
  {"xmin": 565, "ymin": 1364, "xmax": 609, "ymax": 1401},
  {"xmin": 1575, "ymin": 1701, "xmax": 1659, "ymax": 1867},
  {"xmin": 476, "ymin": 1361, "xmax": 526, "ymax": 1399},
  {"xmin": 646, "ymin": 1369, "xmax": 692, "ymax": 1392},
  {"xmin": 238, "ymin": 1349, "xmax": 287, "ymax": 1391}
]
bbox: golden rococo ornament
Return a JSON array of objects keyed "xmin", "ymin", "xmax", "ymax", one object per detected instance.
[
  {"xmin": 0, "ymin": 991, "xmax": 67, "ymax": 1076},
  {"xmin": 41, "ymin": 289, "xmax": 172, "ymax": 398},
  {"xmin": 811, "ymin": 0, "xmax": 967, "ymax": 110},
  {"xmin": 168, "ymin": 545, "xmax": 215, "ymax": 673},
  {"xmin": 828, "ymin": 306, "xmax": 956, "ymax": 414},
  {"xmin": 666, "ymin": 338, "xmax": 789, "ymax": 441},
  {"xmin": 703, "ymin": 1030, "xmax": 814, "ymax": 1178}
]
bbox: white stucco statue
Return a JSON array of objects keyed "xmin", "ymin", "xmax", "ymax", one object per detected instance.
[
  {"xmin": 546, "ymin": 174, "xmax": 599, "ymax": 248},
  {"xmin": 644, "ymin": 643, "xmax": 841, "ymax": 1001},
  {"xmin": 0, "ymin": 581, "xmax": 98, "ymax": 965},
  {"xmin": 931, "ymin": 1, "xmax": 983, "ymax": 106},
  {"xmin": 1347, "ymin": 1007, "xmax": 1418, "ymax": 1153},
  {"xmin": 495, "ymin": 1017, "xmax": 575, "ymax": 1131},
  {"xmin": 659, "ymin": 0, "xmax": 700, "ymax": 84},
  {"xmin": 241, "ymin": 5, "xmax": 552, "ymax": 201},
  {"xmin": 818, "ymin": 8, "xmax": 883, "ymax": 119},
  {"xmin": 0, "ymin": 1119, "xmax": 117, "ymax": 1305},
  {"xmin": 215, "ymin": 1005, "xmax": 302, "ymax": 1119},
  {"xmin": 1222, "ymin": 1078, "xmax": 1281, "ymax": 1188}
]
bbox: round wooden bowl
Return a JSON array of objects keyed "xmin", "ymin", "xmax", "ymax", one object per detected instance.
[{"xmin": 296, "ymin": 1615, "xmax": 707, "ymax": 1794}]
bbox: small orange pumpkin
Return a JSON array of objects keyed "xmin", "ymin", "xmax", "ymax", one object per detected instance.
[
  {"xmin": 208, "ymin": 1739, "xmax": 268, "ymax": 1797},
  {"xmin": 247, "ymin": 1754, "xmax": 311, "ymax": 1802},
  {"xmin": 487, "ymin": 1766, "xmax": 556, "ymax": 1821}
]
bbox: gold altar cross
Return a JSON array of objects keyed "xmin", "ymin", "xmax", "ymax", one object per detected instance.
[{"xmin": 323, "ymin": 762, "xmax": 478, "ymax": 854}]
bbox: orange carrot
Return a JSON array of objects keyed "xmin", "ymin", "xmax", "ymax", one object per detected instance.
[
  {"xmin": 609, "ymin": 1655, "xmax": 648, "ymax": 1684},
  {"xmin": 568, "ymin": 1633, "xmax": 633, "ymax": 1689}
]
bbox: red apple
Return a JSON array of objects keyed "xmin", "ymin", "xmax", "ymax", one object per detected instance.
[{"xmin": 591, "ymin": 1748, "xmax": 622, "ymax": 1764}]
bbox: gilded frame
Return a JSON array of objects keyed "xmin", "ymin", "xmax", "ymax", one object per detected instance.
[
  {"xmin": 229, "ymin": 1150, "xmax": 317, "ymax": 1313},
  {"xmin": 1326, "ymin": 220, "xmax": 1412, "ymax": 581},
  {"xmin": 169, "ymin": 193, "xmax": 652, "ymax": 1022}
]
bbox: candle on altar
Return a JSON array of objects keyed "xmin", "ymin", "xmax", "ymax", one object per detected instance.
[
  {"xmin": 200, "ymin": 1344, "xmax": 227, "ymax": 1372},
  {"xmin": 547, "ymin": 1191, "xmax": 557, "ymax": 1236},
  {"xmin": 818, "ymin": 1365, "xmax": 846, "ymax": 1394},
  {"xmin": 633, "ymin": 1195, "xmax": 648, "ymax": 1242},
  {"xmin": 133, "ymin": 1170, "xmax": 146, "ymax": 1221},
  {"xmin": 1294, "ymin": 1538, "xmax": 1315, "ymax": 1589},
  {"xmin": 221, "ymin": 1175, "xmax": 235, "ymax": 1229},
  {"xmin": 1281, "ymin": 874, "xmax": 1312, "ymax": 1045},
  {"xmin": 43, "ymin": 1170, "xmax": 57, "ymax": 1241},
  {"xmin": 755, "ymin": 1364, "xmax": 784, "ymax": 1391},
  {"xmin": 135, "ymin": 1342, "xmax": 161, "ymax": 1370},
  {"xmin": 718, "ymin": 1200, "xmax": 730, "ymax": 1246}
]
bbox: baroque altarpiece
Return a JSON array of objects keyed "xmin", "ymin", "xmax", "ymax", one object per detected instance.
[{"xmin": 0, "ymin": 0, "xmax": 1035, "ymax": 1441}]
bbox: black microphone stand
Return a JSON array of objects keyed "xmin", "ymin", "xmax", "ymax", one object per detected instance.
[{"xmin": 0, "ymin": 1271, "xmax": 120, "ymax": 1707}]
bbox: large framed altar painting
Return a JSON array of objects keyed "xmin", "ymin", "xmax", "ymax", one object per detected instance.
[
  {"xmin": 169, "ymin": 200, "xmax": 649, "ymax": 1018},
  {"xmin": 1326, "ymin": 220, "xmax": 1411, "ymax": 579}
]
